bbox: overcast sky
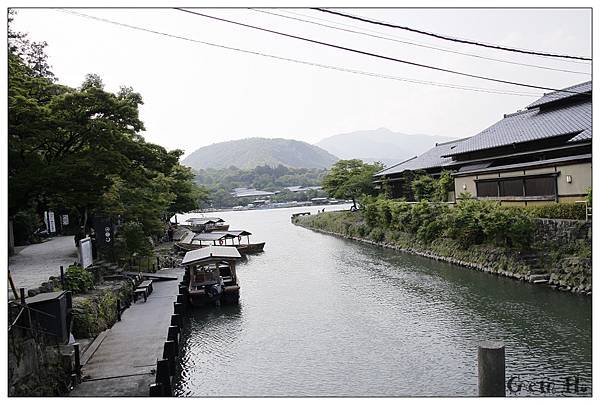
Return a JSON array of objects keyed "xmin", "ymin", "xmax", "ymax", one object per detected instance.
[{"xmin": 11, "ymin": 8, "xmax": 591, "ymax": 157}]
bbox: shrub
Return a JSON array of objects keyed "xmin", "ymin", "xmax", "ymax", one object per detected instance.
[
  {"xmin": 119, "ymin": 221, "xmax": 153, "ymax": 256},
  {"xmin": 64, "ymin": 265, "xmax": 95, "ymax": 293},
  {"xmin": 368, "ymin": 227, "xmax": 385, "ymax": 242},
  {"xmin": 525, "ymin": 203, "xmax": 586, "ymax": 220},
  {"xmin": 411, "ymin": 174, "xmax": 436, "ymax": 201},
  {"xmin": 481, "ymin": 206, "xmax": 533, "ymax": 249}
]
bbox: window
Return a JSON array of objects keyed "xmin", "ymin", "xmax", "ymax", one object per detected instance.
[
  {"xmin": 476, "ymin": 180, "xmax": 498, "ymax": 197},
  {"xmin": 525, "ymin": 177, "xmax": 556, "ymax": 197},
  {"xmin": 475, "ymin": 174, "xmax": 557, "ymax": 199},
  {"xmin": 499, "ymin": 179, "xmax": 524, "ymax": 197}
]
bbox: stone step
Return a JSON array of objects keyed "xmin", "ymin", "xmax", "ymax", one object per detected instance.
[{"xmin": 529, "ymin": 273, "xmax": 550, "ymax": 282}]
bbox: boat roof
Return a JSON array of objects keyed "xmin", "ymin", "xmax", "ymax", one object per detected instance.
[
  {"xmin": 192, "ymin": 232, "xmax": 234, "ymax": 241},
  {"xmin": 181, "ymin": 246, "xmax": 241, "ymax": 266},
  {"xmin": 192, "ymin": 230, "xmax": 252, "ymax": 241},
  {"xmin": 219, "ymin": 230, "xmax": 252, "ymax": 237},
  {"xmin": 185, "ymin": 217, "xmax": 225, "ymax": 225}
]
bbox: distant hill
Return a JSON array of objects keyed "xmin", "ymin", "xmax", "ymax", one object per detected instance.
[
  {"xmin": 182, "ymin": 138, "xmax": 338, "ymax": 170},
  {"xmin": 316, "ymin": 128, "xmax": 457, "ymax": 167}
]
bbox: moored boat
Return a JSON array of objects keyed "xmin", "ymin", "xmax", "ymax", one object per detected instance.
[
  {"xmin": 183, "ymin": 217, "xmax": 230, "ymax": 233},
  {"xmin": 181, "ymin": 245, "xmax": 242, "ymax": 307}
]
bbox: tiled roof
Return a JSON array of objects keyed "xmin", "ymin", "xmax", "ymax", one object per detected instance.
[
  {"xmin": 445, "ymin": 98, "xmax": 591, "ymax": 157},
  {"xmin": 526, "ymin": 81, "xmax": 591, "ymax": 109},
  {"xmin": 375, "ymin": 138, "xmax": 468, "ymax": 176}
]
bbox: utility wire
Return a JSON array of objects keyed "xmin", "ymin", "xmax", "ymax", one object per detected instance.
[
  {"xmin": 313, "ymin": 8, "xmax": 592, "ymax": 61},
  {"xmin": 175, "ymin": 8, "xmax": 582, "ymax": 94},
  {"xmin": 250, "ymin": 8, "xmax": 589, "ymax": 76},
  {"xmin": 284, "ymin": 9, "xmax": 591, "ymax": 66},
  {"xmin": 56, "ymin": 9, "xmax": 541, "ymax": 98}
]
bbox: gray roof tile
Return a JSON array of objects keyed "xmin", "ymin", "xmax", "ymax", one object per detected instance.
[
  {"xmin": 445, "ymin": 98, "xmax": 591, "ymax": 157},
  {"xmin": 375, "ymin": 138, "xmax": 468, "ymax": 176},
  {"xmin": 526, "ymin": 81, "xmax": 591, "ymax": 109}
]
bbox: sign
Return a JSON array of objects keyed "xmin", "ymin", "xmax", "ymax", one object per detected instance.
[
  {"xmin": 61, "ymin": 214, "xmax": 69, "ymax": 226},
  {"xmin": 93, "ymin": 217, "xmax": 114, "ymax": 248},
  {"xmin": 48, "ymin": 211, "xmax": 56, "ymax": 233},
  {"xmin": 79, "ymin": 237, "xmax": 93, "ymax": 268}
]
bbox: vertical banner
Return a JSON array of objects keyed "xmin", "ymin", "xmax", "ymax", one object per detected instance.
[
  {"xmin": 48, "ymin": 211, "xmax": 56, "ymax": 233},
  {"xmin": 79, "ymin": 237, "xmax": 93, "ymax": 268},
  {"xmin": 62, "ymin": 214, "xmax": 69, "ymax": 226}
]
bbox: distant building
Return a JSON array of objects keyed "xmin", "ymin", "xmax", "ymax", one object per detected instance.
[
  {"xmin": 285, "ymin": 186, "xmax": 323, "ymax": 193},
  {"xmin": 231, "ymin": 188, "xmax": 275, "ymax": 198},
  {"xmin": 374, "ymin": 81, "xmax": 592, "ymax": 205}
]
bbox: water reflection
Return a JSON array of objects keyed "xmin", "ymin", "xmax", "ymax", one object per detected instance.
[{"xmin": 173, "ymin": 206, "xmax": 591, "ymax": 397}]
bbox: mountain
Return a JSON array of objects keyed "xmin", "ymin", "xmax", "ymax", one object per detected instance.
[
  {"xmin": 315, "ymin": 128, "xmax": 457, "ymax": 167},
  {"xmin": 182, "ymin": 138, "xmax": 339, "ymax": 170}
]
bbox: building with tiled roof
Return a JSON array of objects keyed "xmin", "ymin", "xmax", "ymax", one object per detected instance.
[{"xmin": 375, "ymin": 81, "xmax": 592, "ymax": 205}]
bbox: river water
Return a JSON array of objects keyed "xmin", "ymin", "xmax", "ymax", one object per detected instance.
[{"xmin": 173, "ymin": 205, "xmax": 592, "ymax": 397}]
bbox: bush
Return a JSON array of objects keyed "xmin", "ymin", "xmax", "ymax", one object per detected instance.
[
  {"xmin": 368, "ymin": 227, "xmax": 385, "ymax": 242},
  {"xmin": 118, "ymin": 221, "xmax": 154, "ymax": 256},
  {"xmin": 481, "ymin": 206, "xmax": 533, "ymax": 249},
  {"xmin": 64, "ymin": 265, "xmax": 95, "ymax": 293},
  {"xmin": 525, "ymin": 202, "xmax": 586, "ymax": 220}
]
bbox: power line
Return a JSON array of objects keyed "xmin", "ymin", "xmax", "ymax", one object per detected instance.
[
  {"xmin": 56, "ymin": 9, "xmax": 541, "ymax": 98},
  {"xmin": 175, "ymin": 8, "xmax": 582, "ymax": 94},
  {"xmin": 313, "ymin": 8, "xmax": 592, "ymax": 61},
  {"xmin": 251, "ymin": 8, "xmax": 590, "ymax": 76},
  {"xmin": 284, "ymin": 9, "xmax": 591, "ymax": 67}
]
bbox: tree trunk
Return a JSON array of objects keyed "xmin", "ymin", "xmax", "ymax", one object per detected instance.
[
  {"xmin": 352, "ymin": 196, "xmax": 357, "ymax": 209},
  {"xmin": 8, "ymin": 218, "xmax": 15, "ymax": 256}
]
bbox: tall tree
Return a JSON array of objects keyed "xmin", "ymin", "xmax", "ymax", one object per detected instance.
[{"xmin": 322, "ymin": 159, "xmax": 383, "ymax": 208}]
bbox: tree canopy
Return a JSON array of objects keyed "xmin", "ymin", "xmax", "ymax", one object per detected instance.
[
  {"xmin": 8, "ymin": 13, "xmax": 207, "ymax": 244},
  {"xmin": 321, "ymin": 159, "xmax": 383, "ymax": 207}
]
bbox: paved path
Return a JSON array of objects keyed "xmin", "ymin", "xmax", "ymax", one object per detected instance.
[
  {"xmin": 9, "ymin": 236, "xmax": 78, "ymax": 292},
  {"xmin": 70, "ymin": 268, "xmax": 184, "ymax": 396}
]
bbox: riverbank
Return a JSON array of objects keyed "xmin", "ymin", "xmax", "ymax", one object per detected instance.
[{"xmin": 293, "ymin": 211, "xmax": 591, "ymax": 295}]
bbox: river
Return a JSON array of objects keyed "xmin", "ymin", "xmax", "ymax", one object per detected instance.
[{"xmin": 172, "ymin": 205, "xmax": 592, "ymax": 397}]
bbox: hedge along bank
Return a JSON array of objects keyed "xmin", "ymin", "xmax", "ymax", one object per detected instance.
[{"xmin": 292, "ymin": 199, "xmax": 591, "ymax": 294}]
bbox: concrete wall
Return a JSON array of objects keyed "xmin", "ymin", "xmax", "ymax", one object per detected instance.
[{"xmin": 454, "ymin": 161, "xmax": 591, "ymax": 205}]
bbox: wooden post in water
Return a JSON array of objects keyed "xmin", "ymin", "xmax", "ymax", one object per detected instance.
[
  {"xmin": 170, "ymin": 314, "xmax": 182, "ymax": 328},
  {"xmin": 73, "ymin": 342, "xmax": 81, "ymax": 382},
  {"xmin": 155, "ymin": 359, "xmax": 172, "ymax": 396},
  {"xmin": 163, "ymin": 340, "xmax": 178, "ymax": 375},
  {"xmin": 478, "ymin": 340, "xmax": 506, "ymax": 397}
]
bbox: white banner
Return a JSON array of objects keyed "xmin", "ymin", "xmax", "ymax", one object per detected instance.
[
  {"xmin": 48, "ymin": 211, "xmax": 56, "ymax": 233},
  {"xmin": 79, "ymin": 237, "xmax": 93, "ymax": 268}
]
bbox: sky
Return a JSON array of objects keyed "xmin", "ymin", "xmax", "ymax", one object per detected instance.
[{"xmin": 11, "ymin": 7, "xmax": 592, "ymax": 157}]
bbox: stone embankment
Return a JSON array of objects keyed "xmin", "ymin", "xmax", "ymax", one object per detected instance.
[{"xmin": 293, "ymin": 213, "xmax": 591, "ymax": 295}]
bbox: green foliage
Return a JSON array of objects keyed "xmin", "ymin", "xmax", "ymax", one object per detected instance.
[
  {"xmin": 434, "ymin": 171, "xmax": 454, "ymax": 202},
  {"xmin": 12, "ymin": 208, "xmax": 42, "ymax": 245},
  {"xmin": 118, "ymin": 222, "xmax": 153, "ymax": 257},
  {"xmin": 368, "ymin": 227, "xmax": 385, "ymax": 242},
  {"xmin": 8, "ymin": 15, "xmax": 206, "ymax": 244},
  {"xmin": 64, "ymin": 265, "xmax": 95, "ymax": 293},
  {"xmin": 194, "ymin": 164, "xmax": 328, "ymax": 208},
  {"xmin": 525, "ymin": 202, "xmax": 587, "ymax": 220},
  {"xmin": 411, "ymin": 174, "xmax": 436, "ymax": 202},
  {"xmin": 322, "ymin": 159, "xmax": 383, "ymax": 206},
  {"xmin": 361, "ymin": 198, "xmax": 534, "ymax": 249},
  {"xmin": 410, "ymin": 170, "xmax": 454, "ymax": 202},
  {"xmin": 586, "ymin": 187, "xmax": 592, "ymax": 206}
]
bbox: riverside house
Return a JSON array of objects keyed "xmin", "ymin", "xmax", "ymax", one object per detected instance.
[{"xmin": 374, "ymin": 81, "xmax": 592, "ymax": 206}]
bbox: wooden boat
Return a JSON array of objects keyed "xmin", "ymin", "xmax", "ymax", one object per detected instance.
[
  {"xmin": 188, "ymin": 230, "xmax": 265, "ymax": 255},
  {"xmin": 181, "ymin": 246, "xmax": 242, "ymax": 307},
  {"xmin": 183, "ymin": 217, "xmax": 229, "ymax": 233}
]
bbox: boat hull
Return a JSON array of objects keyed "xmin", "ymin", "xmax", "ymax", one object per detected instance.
[{"xmin": 236, "ymin": 242, "xmax": 265, "ymax": 255}]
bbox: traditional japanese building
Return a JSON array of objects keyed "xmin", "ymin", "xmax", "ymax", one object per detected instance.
[{"xmin": 374, "ymin": 81, "xmax": 592, "ymax": 205}]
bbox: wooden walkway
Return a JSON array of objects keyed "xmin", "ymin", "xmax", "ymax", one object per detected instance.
[{"xmin": 70, "ymin": 268, "xmax": 183, "ymax": 396}]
